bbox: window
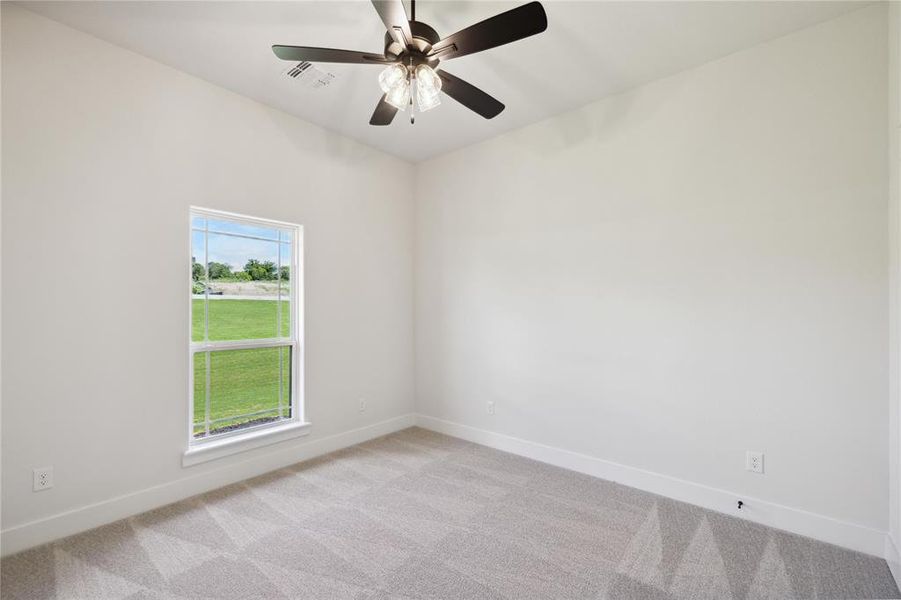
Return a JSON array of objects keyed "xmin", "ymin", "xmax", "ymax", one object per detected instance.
[{"xmin": 187, "ymin": 208, "xmax": 304, "ymax": 460}]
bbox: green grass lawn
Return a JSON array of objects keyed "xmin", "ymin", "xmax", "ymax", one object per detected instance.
[
  {"xmin": 192, "ymin": 298, "xmax": 290, "ymax": 341},
  {"xmin": 192, "ymin": 299, "xmax": 293, "ymax": 437}
]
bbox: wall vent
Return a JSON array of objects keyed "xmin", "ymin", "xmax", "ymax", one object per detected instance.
[{"xmin": 282, "ymin": 62, "xmax": 336, "ymax": 89}]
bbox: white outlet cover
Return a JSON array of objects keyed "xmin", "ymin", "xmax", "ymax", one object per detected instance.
[
  {"xmin": 487, "ymin": 401, "xmax": 495, "ymax": 415},
  {"xmin": 746, "ymin": 451, "xmax": 764, "ymax": 474},
  {"xmin": 33, "ymin": 466, "xmax": 54, "ymax": 491}
]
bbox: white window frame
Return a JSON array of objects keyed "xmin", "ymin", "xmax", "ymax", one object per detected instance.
[{"xmin": 183, "ymin": 207, "xmax": 308, "ymax": 467}]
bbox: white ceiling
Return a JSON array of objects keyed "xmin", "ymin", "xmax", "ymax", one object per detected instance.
[{"xmin": 21, "ymin": 1, "xmax": 865, "ymax": 162}]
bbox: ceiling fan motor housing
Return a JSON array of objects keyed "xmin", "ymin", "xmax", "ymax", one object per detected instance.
[{"xmin": 384, "ymin": 21, "xmax": 441, "ymax": 67}]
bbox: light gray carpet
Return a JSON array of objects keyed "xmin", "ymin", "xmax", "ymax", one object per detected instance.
[{"xmin": 1, "ymin": 427, "xmax": 897, "ymax": 599}]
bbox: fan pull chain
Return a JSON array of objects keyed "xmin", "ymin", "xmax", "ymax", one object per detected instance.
[{"xmin": 409, "ymin": 54, "xmax": 415, "ymax": 124}]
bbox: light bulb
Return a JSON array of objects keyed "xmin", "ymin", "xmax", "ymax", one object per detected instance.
[
  {"xmin": 385, "ymin": 79, "xmax": 410, "ymax": 111},
  {"xmin": 378, "ymin": 64, "xmax": 407, "ymax": 94}
]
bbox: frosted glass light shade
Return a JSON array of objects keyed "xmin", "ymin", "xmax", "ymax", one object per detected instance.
[
  {"xmin": 414, "ymin": 65, "xmax": 442, "ymax": 97},
  {"xmin": 378, "ymin": 64, "xmax": 407, "ymax": 94},
  {"xmin": 385, "ymin": 79, "xmax": 411, "ymax": 110},
  {"xmin": 416, "ymin": 84, "xmax": 441, "ymax": 111},
  {"xmin": 414, "ymin": 64, "xmax": 442, "ymax": 113}
]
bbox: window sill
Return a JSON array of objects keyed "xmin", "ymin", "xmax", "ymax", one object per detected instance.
[{"xmin": 182, "ymin": 421, "xmax": 311, "ymax": 467}]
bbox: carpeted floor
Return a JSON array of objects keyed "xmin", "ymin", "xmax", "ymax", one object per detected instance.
[{"xmin": 1, "ymin": 427, "xmax": 898, "ymax": 599}]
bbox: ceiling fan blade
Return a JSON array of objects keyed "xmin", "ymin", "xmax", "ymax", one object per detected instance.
[
  {"xmin": 437, "ymin": 70, "xmax": 504, "ymax": 119},
  {"xmin": 272, "ymin": 45, "xmax": 390, "ymax": 64},
  {"xmin": 370, "ymin": 94, "xmax": 399, "ymax": 126},
  {"xmin": 428, "ymin": 1, "xmax": 547, "ymax": 61},
  {"xmin": 371, "ymin": 0, "xmax": 413, "ymax": 48}
]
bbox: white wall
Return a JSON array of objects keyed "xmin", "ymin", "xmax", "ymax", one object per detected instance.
[
  {"xmin": 887, "ymin": 0, "xmax": 901, "ymax": 582},
  {"xmin": 415, "ymin": 4, "xmax": 888, "ymax": 539},
  {"xmin": 1, "ymin": 4, "xmax": 414, "ymax": 549}
]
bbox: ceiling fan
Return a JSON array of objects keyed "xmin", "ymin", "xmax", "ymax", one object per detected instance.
[{"xmin": 272, "ymin": 0, "xmax": 547, "ymax": 125}]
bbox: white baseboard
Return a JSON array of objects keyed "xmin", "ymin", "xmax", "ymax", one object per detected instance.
[
  {"xmin": 415, "ymin": 414, "xmax": 888, "ymax": 558},
  {"xmin": 3, "ymin": 412, "xmax": 889, "ymax": 561},
  {"xmin": 887, "ymin": 534, "xmax": 901, "ymax": 588},
  {"xmin": 0, "ymin": 414, "xmax": 416, "ymax": 557}
]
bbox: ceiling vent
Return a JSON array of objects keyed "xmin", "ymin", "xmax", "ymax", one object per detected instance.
[{"xmin": 281, "ymin": 62, "xmax": 336, "ymax": 89}]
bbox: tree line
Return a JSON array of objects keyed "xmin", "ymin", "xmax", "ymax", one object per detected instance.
[{"xmin": 192, "ymin": 257, "xmax": 289, "ymax": 282}]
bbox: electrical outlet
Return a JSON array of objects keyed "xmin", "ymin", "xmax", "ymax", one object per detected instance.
[
  {"xmin": 33, "ymin": 467, "xmax": 53, "ymax": 491},
  {"xmin": 487, "ymin": 401, "xmax": 495, "ymax": 415},
  {"xmin": 358, "ymin": 398, "xmax": 367, "ymax": 413},
  {"xmin": 746, "ymin": 451, "xmax": 764, "ymax": 474}
]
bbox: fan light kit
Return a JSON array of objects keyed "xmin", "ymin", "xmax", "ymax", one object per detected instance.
[
  {"xmin": 379, "ymin": 62, "xmax": 442, "ymax": 113},
  {"xmin": 272, "ymin": 0, "xmax": 547, "ymax": 126}
]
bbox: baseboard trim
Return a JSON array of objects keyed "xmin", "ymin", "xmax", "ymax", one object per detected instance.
[
  {"xmin": 887, "ymin": 534, "xmax": 901, "ymax": 588},
  {"xmin": 415, "ymin": 414, "xmax": 887, "ymax": 557},
  {"xmin": 0, "ymin": 414, "xmax": 416, "ymax": 557}
]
